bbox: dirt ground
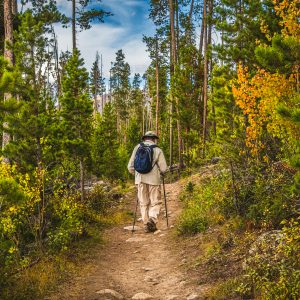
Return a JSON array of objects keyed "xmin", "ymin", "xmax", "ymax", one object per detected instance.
[{"xmin": 46, "ymin": 180, "xmax": 211, "ymax": 300}]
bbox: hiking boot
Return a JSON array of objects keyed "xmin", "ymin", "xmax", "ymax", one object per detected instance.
[
  {"xmin": 146, "ymin": 218, "xmax": 157, "ymax": 232},
  {"xmin": 144, "ymin": 225, "xmax": 151, "ymax": 233}
]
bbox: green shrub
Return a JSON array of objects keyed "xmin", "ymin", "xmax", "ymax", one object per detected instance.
[
  {"xmin": 177, "ymin": 203, "xmax": 208, "ymax": 235},
  {"xmin": 177, "ymin": 174, "xmax": 227, "ymax": 235},
  {"xmin": 48, "ymin": 192, "xmax": 85, "ymax": 251},
  {"xmin": 238, "ymin": 218, "xmax": 300, "ymax": 299},
  {"xmin": 216, "ymin": 163, "xmax": 298, "ymax": 229}
]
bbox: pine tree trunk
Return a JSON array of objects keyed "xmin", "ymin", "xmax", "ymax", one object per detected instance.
[
  {"xmin": 101, "ymin": 54, "xmax": 104, "ymax": 113},
  {"xmin": 189, "ymin": 0, "xmax": 195, "ymax": 19},
  {"xmin": 53, "ymin": 33, "xmax": 61, "ymax": 110},
  {"xmin": 168, "ymin": 0, "xmax": 174, "ymax": 168},
  {"xmin": 2, "ymin": 0, "xmax": 14, "ymax": 154},
  {"xmin": 202, "ymin": 0, "xmax": 208, "ymax": 158},
  {"xmin": 175, "ymin": 0, "xmax": 179, "ymax": 61},
  {"xmin": 155, "ymin": 39, "xmax": 160, "ymax": 134},
  {"xmin": 168, "ymin": 0, "xmax": 183, "ymax": 168},
  {"xmin": 11, "ymin": 0, "xmax": 17, "ymax": 14},
  {"xmin": 72, "ymin": 0, "xmax": 76, "ymax": 51},
  {"xmin": 80, "ymin": 159, "xmax": 84, "ymax": 201},
  {"xmin": 208, "ymin": 1, "xmax": 215, "ymax": 136},
  {"xmin": 93, "ymin": 95, "xmax": 97, "ymax": 119},
  {"xmin": 197, "ymin": 3, "xmax": 205, "ymax": 134},
  {"xmin": 199, "ymin": 8, "xmax": 205, "ymax": 56}
]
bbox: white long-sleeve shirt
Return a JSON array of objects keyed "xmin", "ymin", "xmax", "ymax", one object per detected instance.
[{"xmin": 128, "ymin": 140, "xmax": 167, "ymax": 185}]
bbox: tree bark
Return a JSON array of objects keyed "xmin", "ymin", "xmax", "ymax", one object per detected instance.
[
  {"xmin": 202, "ymin": 0, "xmax": 208, "ymax": 158},
  {"xmin": 2, "ymin": 0, "xmax": 14, "ymax": 154},
  {"xmin": 4, "ymin": 0, "xmax": 13, "ymax": 64},
  {"xmin": 199, "ymin": 7, "xmax": 205, "ymax": 56},
  {"xmin": 155, "ymin": 39, "xmax": 160, "ymax": 134},
  {"xmin": 72, "ymin": 0, "xmax": 76, "ymax": 51},
  {"xmin": 53, "ymin": 32, "xmax": 61, "ymax": 110},
  {"xmin": 189, "ymin": 0, "xmax": 195, "ymax": 20},
  {"xmin": 208, "ymin": 0, "xmax": 215, "ymax": 136},
  {"xmin": 168, "ymin": 0, "xmax": 175, "ymax": 168},
  {"xmin": 101, "ymin": 54, "xmax": 104, "ymax": 114},
  {"xmin": 11, "ymin": 0, "xmax": 17, "ymax": 14},
  {"xmin": 168, "ymin": 0, "xmax": 183, "ymax": 168}
]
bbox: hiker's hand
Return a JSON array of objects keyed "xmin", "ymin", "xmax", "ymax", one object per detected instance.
[{"xmin": 167, "ymin": 165, "xmax": 177, "ymax": 172}]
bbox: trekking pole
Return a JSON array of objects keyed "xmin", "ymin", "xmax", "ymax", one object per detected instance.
[
  {"xmin": 162, "ymin": 174, "xmax": 169, "ymax": 227},
  {"xmin": 132, "ymin": 191, "xmax": 139, "ymax": 234}
]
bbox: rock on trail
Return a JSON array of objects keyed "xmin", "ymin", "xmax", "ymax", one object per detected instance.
[{"xmin": 96, "ymin": 289, "xmax": 124, "ymax": 299}]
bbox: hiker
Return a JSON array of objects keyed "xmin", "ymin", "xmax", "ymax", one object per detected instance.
[{"xmin": 128, "ymin": 131, "xmax": 167, "ymax": 233}]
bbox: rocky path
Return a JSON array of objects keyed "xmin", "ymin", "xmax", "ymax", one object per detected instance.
[{"xmin": 48, "ymin": 181, "xmax": 204, "ymax": 300}]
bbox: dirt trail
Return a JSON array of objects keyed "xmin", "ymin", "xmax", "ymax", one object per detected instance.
[{"xmin": 48, "ymin": 181, "xmax": 205, "ymax": 300}]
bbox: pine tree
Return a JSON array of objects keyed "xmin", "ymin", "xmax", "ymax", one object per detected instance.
[
  {"xmin": 90, "ymin": 51, "xmax": 105, "ymax": 117},
  {"xmin": 60, "ymin": 49, "xmax": 93, "ymax": 200},
  {"xmin": 110, "ymin": 49, "xmax": 131, "ymax": 133},
  {"xmin": 143, "ymin": 31, "xmax": 169, "ymax": 135},
  {"xmin": 1, "ymin": 11, "xmax": 57, "ymax": 173},
  {"xmin": 91, "ymin": 103, "xmax": 125, "ymax": 180},
  {"xmin": 68, "ymin": 0, "xmax": 112, "ymax": 51}
]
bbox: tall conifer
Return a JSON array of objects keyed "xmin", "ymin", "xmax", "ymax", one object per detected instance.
[{"xmin": 60, "ymin": 50, "xmax": 93, "ymax": 200}]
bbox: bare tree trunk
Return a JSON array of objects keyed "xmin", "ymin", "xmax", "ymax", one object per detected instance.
[
  {"xmin": 11, "ymin": 0, "xmax": 17, "ymax": 14},
  {"xmin": 93, "ymin": 96, "xmax": 97, "ymax": 119},
  {"xmin": 208, "ymin": 1, "xmax": 215, "ymax": 136},
  {"xmin": 155, "ymin": 40, "xmax": 160, "ymax": 134},
  {"xmin": 189, "ymin": 0, "xmax": 195, "ymax": 19},
  {"xmin": 175, "ymin": 0, "xmax": 180, "ymax": 61},
  {"xmin": 53, "ymin": 32, "xmax": 61, "ymax": 110},
  {"xmin": 101, "ymin": 54, "xmax": 104, "ymax": 113},
  {"xmin": 199, "ymin": 8, "xmax": 205, "ymax": 56},
  {"xmin": 72, "ymin": 0, "xmax": 76, "ymax": 51},
  {"xmin": 2, "ymin": 0, "xmax": 14, "ymax": 154},
  {"xmin": 168, "ymin": 0, "xmax": 175, "ymax": 168},
  {"xmin": 197, "ymin": 2, "xmax": 205, "ymax": 134},
  {"xmin": 202, "ymin": 0, "xmax": 208, "ymax": 158},
  {"xmin": 168, "ymin": 0, "xmax": 183, "ymax": 168}
]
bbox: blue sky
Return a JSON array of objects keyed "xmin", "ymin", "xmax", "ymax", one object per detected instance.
[{"xmin": 53, "ymin": 0, "xmax": 155, "ymax": 81}]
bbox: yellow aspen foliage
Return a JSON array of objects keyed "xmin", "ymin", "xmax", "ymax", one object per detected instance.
[
  {"xmin": 273, "ymin": 0, "xmax": 300, "ymax": 39},
  {"xmin": 233, "ymin": 65, "xmax": 297, "ymax": 157}
]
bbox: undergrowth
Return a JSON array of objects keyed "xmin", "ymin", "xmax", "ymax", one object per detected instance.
[
  {"xmin": 0, "ymin": 162, "xmax": 129, "ymax": 300},
  {"xmin": 177, "ymin": 162, "xmax": 300, "ymax": 299}
]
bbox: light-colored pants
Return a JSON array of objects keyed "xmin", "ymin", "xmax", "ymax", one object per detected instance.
[{"xmin": 137, "ymin": 183, "xmax": 162, "ymax": 224}]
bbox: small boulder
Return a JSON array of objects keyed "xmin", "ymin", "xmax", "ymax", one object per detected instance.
[
  {"xmin": 187, "ymin": 294, "xmax": 200, "ymax": 300},
  {"xmin": 153, "ymin": 230, "xmax": 162, "ymax": 235},
  {"xmin": 243, "ymin": 230, "xmax": 284, "ymax": 270},
  {"xmin": 132, "ymin": 292, "xmax": 154, "ymax": 300},
  {"xmin": 166, "ymin": 296, "xmax": 180, "ymax": 300},
  {"xmin": 96, "ymin": 289, "xmax": 124, "ymax": 299}
]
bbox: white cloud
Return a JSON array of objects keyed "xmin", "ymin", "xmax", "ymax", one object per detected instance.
[
  {"xmin": 55, "ymin": 22, "xmax": 151, "ymax": 82},
  {"xmin": 122, "ymin": 39, "xmax": 151, "ymax": 75}
]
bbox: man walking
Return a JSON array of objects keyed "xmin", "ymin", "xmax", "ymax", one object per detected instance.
[{"xmin": 128, "ymin": 131, "xmax": 167, "ymax": 233}]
